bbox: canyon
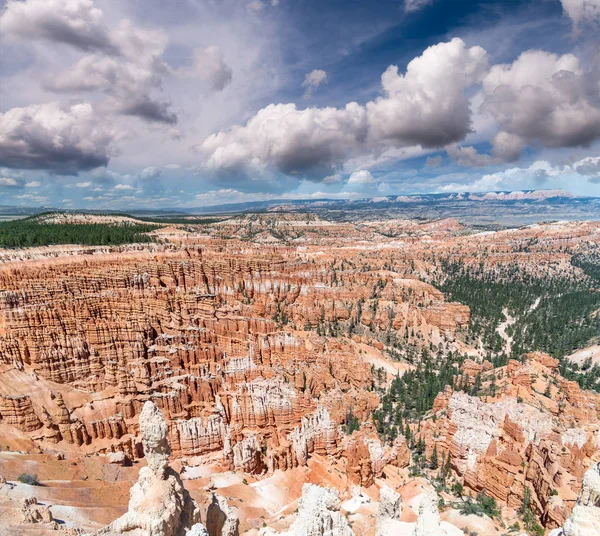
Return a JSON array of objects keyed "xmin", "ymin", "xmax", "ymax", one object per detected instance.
[{"xmin": 0, "ymin": 214, "xmax": 599, "ymax": 535}]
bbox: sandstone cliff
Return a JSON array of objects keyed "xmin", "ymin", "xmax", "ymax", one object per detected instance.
[{"xmin": 420, "ymin": 352, "xmax": 600, "ymax": 529}]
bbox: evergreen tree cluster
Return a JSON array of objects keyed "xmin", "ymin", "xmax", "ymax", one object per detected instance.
[
  {"xmin": 434, "ymin": 258, "xmax": 600, "ymax": 392},
  {"xmin": 372, "ymin": 348, "xmax": 466, "ymax": 445},
  {"xmin": 0, "ymin": 219, "xmax": 157, "ymax": 248}
]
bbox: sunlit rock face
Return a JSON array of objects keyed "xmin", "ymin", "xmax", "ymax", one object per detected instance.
[
  {"xmin": 420, "ymin": 352, "xmax": 600, "ymax": 529},
  {"xmin": 259, "ymin": 483, "xmax": 355, "ymax": 536},
  {"xmin": 550, "ymin": 462, "xmax": 600, "ymax": 536},
  {"xmin": 1, "ymin": 216, "xmax": 600, "ymax": 536},
  {"xmin": 0, "ymin": 231, "xmax": 461, "ymax": 479}
]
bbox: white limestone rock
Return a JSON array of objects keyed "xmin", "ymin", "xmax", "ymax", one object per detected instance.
[
  {"xmin": 376, "ymin": 486, "xmax": 402, "ymax": 536},
  {"xmin": 412, "ymin": 492, "xmax": 464, "ymax": 536},
  {"xmin": 92, "ymin": 401, "xmax": 201, "ymax": 536},
  {"xmin": 551, "ymin": 462, "xmax": 600, "ymax": 536},
  {"xmin": 259, "ymin": 483, "xmax": 354, "ymax": 536},
  {"xmin": 186, "ymin": 524, "xmax": 209, "ymax": 536},
  {"xmin": 206, "ymin": 493, "xmax": 239, "ymax": 536},
  {"xmin": 108, "ymin": 451, "xmax": 127, "ymax": 466},
  {"xmin": 20, "ymin": 496, "xmax": 54, "ymax": 524}
]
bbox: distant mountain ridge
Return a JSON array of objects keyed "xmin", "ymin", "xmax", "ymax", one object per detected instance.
[{"xmin": 2, "ymin": 190, "xmax": 599, "ymax": 227}]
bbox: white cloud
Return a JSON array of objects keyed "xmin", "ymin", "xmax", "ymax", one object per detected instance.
[
  {"xmin": 0, "ymin": 102, "xmax": 115, "ymax": 174},
  {"xmin": 347, "ymin": 170, "xmax": 375, "ymax": 184},
  {"xmin": 367, "ymin": 38, "xmax": 487, "ymax": 148},
  {"xmin": 176, "ymin": 46, "xmax": 233, "ymax": 91},
  {"xmin": 114, "ymin": 184, "xmax": 134, "ymax": 190},
  {"xmin": 2, "ymin": 0, "xmax": 176, "ymax": 125},
  {"xmin": 404, "ymin": 0, "xmax": 434, "ymax": 13},
  {"xmin": 560, "ymin": 0, "xmax": 600, "ymax": 29},
  {"xmin": 574, "ymin": 155, "xmax": 600, "ymax": 175},
  {"xmin": 25, "ymin": 180, "xmax": 41, "ymax": 187},
  {"xmin": 198, "ymin": 101, "xmax": 368, "ymax": 178},
  {"xmin": 45, "ymin": 21, "xmax": 175, "ymax": 124},
  {"xmin": 75, "ymin": 181, "xmax": 91, "ymax": 188},
  {"xmin": 481, "ymin": 50, "xmax": 600, "ymax": 156},
  {"xmin": 14, "ymin": 192, "xmax": 49, "ymax": 203},
  {"xmin": 0, "ymin": 177, "xmax": 20, "ymax": 187},
  {"xmin": 139, "ymin": 166, "xmax": 161, "ymax": 180},
  {"xmin": 0, "ymin": 0, "xmax": 111, "ymax": 52},
  {"xmin": 437, "ymin": 156, "xmax": 600, "ymax": 193},
  {"xmin": 198, "ymin": 38, "xmax": 487, "ymax": 180},
  {"xmin": 302, "ymin": 69, "xmax": 328, "ymax": 98}
]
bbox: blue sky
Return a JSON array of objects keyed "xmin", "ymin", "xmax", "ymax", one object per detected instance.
[{"xmin": 0, "ymin": 0, "xmax": 599, "ymax": 209}]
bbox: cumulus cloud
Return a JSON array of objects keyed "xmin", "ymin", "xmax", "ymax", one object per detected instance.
[
  {"xmin": 75, "ymin": 181, "xmax": 91, "ymax": 188},
  {"xmin": 0, "ymin": 0, "xmax": 113, "ymax": 53},
  {"xmin": 446, "ymin": 145, "xmax": 501, "ymax": 167},
  {"xmin": 367, "ymin": 39, "xmax": 488, "ymax": 148},
  {"xmin": 347, "ymin": 170, "xmax": 375, "ymax": 184},
  {"xmin": 574, "ymin": 156, "xmax": 600, "ymax": 175},
  {"xmin": 449, "ymin": 49, "xmax": 600, "ymax": 167},
  {"xmin": 0, "ymin": 177, "xmax": 21, "ymax": 187},
  {"xmin": 139, "ymin": 166, "xmax": 161, "ymax": 180},
  {"xmin": 198, "ymin": 101, "xmax": 368, "ymax": 178},
  {"xmin": 560, "ymin": 0, "xmax": 600, "ymax": 29},
  {"xmin": 481, "ymin": 50, "xmax": 600, "ymax": 154},
  {"xmin": 302, "ymin": 69, "xmax": 328, "ymax": 98},
  {"xmin": 114, "ymin": 184, "xmax": 134, "ymax": 190},
  {"xmin": 25, "ymin": 181, "xmax": 41, "ymax": 187},
  {"xmin": 0, "ymin": 102, "xmax": 115, "ymax": 174},
  {"xmin": 176, "ymin": 46, "xmax": 233, "ymax": 91},
  {"xmin": 197, "ymin": 38, "xmax": 487, "ymax": 180},
  {"xmin": 41, "ymin": 16, "xmax": 175, "ymax": 124},
  {"xmin": 2, "ymin": 0, "xmax": 176, "ymax": 125}
]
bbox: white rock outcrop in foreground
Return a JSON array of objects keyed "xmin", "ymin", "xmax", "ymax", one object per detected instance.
[
  {"xmin": 259, "ymin": 483, "xmax": 354, "ymax": 536},
  {"xmin": 376, "ymin": 486, "xmax": 403, "ymax": 536},
  {"xmin": 93, "ymin": 401, "xmax": 201, "ymax": 536},
  {"xmin": 551, "ymin": 462, "xmax": 600, "ymax": 536},
  {"xmin": 412, "ymin": 492, "xmax": 464, "ymax": 536},
  {"xmin": 206, "ymin": 493, "xmax": 239, "ymax": 536}
]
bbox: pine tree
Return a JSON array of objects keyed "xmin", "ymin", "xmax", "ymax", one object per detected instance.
[{"xmin": 430, "ymin": 444, "xmax": 439, "ymax": 469}]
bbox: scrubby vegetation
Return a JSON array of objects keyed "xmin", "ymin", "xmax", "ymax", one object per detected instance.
[
  {"xmin": 0, "ymin": 218, "xmax": 157, "ymax": 248},
  {"xmin": 18, "ymin": 473, "xmax": 40, "ymax": 486}
]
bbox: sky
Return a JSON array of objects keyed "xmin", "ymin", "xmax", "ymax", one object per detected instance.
[{"xmin": 0, "ymin": 0, "xmax": 599, "ymax": 210}]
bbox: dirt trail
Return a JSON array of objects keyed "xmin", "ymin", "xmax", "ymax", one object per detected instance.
[{"xmin": 496, "ymin": 307, "xmax": 515, "ymax": 356}]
